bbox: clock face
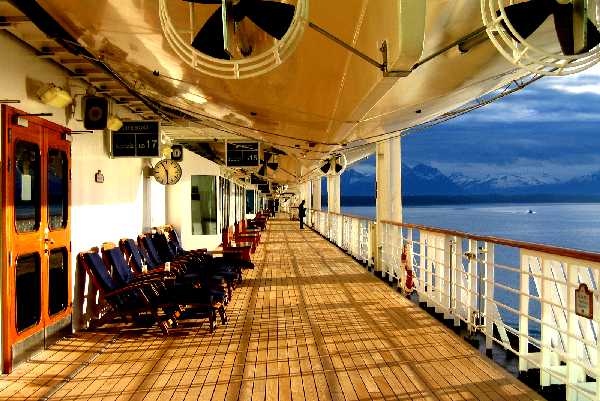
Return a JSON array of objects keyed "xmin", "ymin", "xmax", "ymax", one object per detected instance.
[{"xmin": 153, "ymin": 159, "xmax": 182, "ymax": 185}]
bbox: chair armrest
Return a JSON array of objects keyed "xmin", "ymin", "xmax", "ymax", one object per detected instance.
[{"xmin": 104, "ymin": 281, "xmax": 155, "ymax": 298}]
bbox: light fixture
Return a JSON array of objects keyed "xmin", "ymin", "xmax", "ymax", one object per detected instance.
[
  {"xmin": 106, "ymin": 115, "xmax": 123, "ymax": 131},
  {"xmin": 38, "ymin": 84, "xmax": 73, "ymax": 108}
]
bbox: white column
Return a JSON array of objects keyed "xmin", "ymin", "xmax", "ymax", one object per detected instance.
[
  {"xmin": 312, "ymin": 178, "xmax": 322, "ymax": 211},
  {"xmin": 306, "ymin": 181, "xmax": 312, "ymax": 210},
  {"xmin": 333, "ymin": 174, "xmax": 341, "ymax": 214},
  {"xmin": 376, "ymin": 140, "xmax": 391, "ymax": 272},
  {"xmin": 389, "ymin": 137, "xmax": 402, "ymax": 223},
  {"xmin": 327, "ymin": 176, "xmax": 335, "ymax": 212}
]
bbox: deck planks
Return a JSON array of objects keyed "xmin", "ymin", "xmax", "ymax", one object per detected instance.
[{"xmin": 0, "ymin": 218, "xmax": 544, "ymax": 401}]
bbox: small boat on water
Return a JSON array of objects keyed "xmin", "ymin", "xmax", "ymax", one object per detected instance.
[{"xmin": 528, "ymin": 209, "xmax": 536, "ymax": 214}]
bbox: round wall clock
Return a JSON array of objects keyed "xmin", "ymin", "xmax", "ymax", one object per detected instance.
[{"xmin": 153, "ymin": 159, "xmax": 182, "ymax": 185}]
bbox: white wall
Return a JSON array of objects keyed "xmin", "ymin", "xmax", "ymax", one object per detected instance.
[
  {"xmin": 0, "ymin": 31, "xmax": 166, "ymax": 343},
  {"xmin": 166, "ymin": 149, "xmax": 222, "ymax": 251}
]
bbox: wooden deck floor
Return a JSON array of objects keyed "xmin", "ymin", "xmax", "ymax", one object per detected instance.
[{"xmin": 0, "ymin": 218, "xmax": 544, "ymax": 401}]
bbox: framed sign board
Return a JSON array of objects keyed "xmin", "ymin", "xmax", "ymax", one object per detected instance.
[
  {"xmin": 226, "ymin": 142, "xmax": 259, "ymax": 167},
  {"xmin": 110, "ymin": 121, "xmax": 160, "ymax": 157},
  {"xmin": 575, "ymin": 283, "xmax": 593, "ymax": 319}
]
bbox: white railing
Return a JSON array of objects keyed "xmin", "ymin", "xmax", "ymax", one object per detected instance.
[
  {"xmin": 308, "ymin": 209, "xmax": 600, "ymax": 401},
  {"xmin": 381, "ymin": 220, "xmax": 600, "ymax": 401},
  {"xmin": 308, "ymin": 209, "xmax": 374, "ymax": 266}
]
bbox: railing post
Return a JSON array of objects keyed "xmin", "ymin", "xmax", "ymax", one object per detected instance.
[
  {"xmin": 431, "ymin": 234, "xmax": 440, "ymax": 310},
  {"xmin": 453, "ymin": 237, "xmax": 463, "ymax": 327},
  {"xmin": 565, "ymin": 261, "xmax": 577, "ymax": 400},
  {"xmin": 368, "ymin": 221, "xmax": 375, "ymax": 268},
  {"xmin": 484, "ymin": 242, "xmax": 495, "ymax": 351},
  {"xmin": 540, "ymin": 255, "xmax": 552, "ymax": 387},
  {"xmin": 467, "ymin": 239, "xmax": 478, "ymax": 334},
  {"xmin": 419, "ymin": 231, "xmax": 426, "ymax": 302},
  {"xmin": 443, "ymin": 235, "xmax": 452, "ymax": 319},
  {"xmin": 404, "ymin": 228, "xmax": 412, "ymax": 292},
  {"xmin": 519, "ymin": 250, "xmax": 530, "ymax": 372}
]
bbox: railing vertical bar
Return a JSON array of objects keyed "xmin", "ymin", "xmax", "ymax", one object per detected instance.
[
  {"xmin": 485, "ymin": 242, "xmax": 495, "ymax": 350},
  {"xmin": 443, "ymin": 236, "xmax": 452, "ymax": 319},
  {"xmin": 454, "ymin": 237, "xmax": 463, "ymax": 327},
  {"xmin": 419, "ymin": 232, "xmax": 426, "ymax": 302},
  {"xmin": 468, "ymin": 239, "xmax": 478, "ymax": 333},
  {"xmin": 519, "ymin": 251, "xmax": 530, "ymax": 372}
]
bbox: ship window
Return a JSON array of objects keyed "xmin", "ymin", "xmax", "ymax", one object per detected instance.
[
  {"xmin": 48, "ymin": 149, "xmax": 68, "ymax": 230},
  {"xmin": 246, "ymin": 189, "xmax": 255, "ymax": 214},
  {"xmin": 191, "ymin": 176, "xmax": 217, "ymax": 235},
  {"xmin": 16, "ymin": 253, "xmax": 41, "ymax": 332},
  {"xmin": 220, "ymin": 178, "xmax": 230, "ymax": 230},
  {"xmin": 14, "ymin": 141, "xmax": 41, "ymax": 233},
  {"xmin": 49, "ymin": 248, "xmax": 69, "ymax": 315}
]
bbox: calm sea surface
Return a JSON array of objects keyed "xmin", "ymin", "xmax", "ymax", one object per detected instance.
[
  {"xmin": 340, "ymin": 203, "xmax": 600, "ymax": 333},
  {"xmin": 342, "ymin": 203, "xmax": 600, "ymax": 252}
]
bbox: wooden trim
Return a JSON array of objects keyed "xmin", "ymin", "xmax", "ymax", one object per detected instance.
[
  {"xmin": 308, "ymin": 207, "xmax": 600, "ymax": 264},
  {"xmin": 381, "ymin": 219, "xmax": 600, "ymax": 264}
]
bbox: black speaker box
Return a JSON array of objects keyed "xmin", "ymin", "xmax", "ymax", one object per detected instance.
[{"xmin": 83, "ymin": 96, "xmax": 108, "ymax": 130}]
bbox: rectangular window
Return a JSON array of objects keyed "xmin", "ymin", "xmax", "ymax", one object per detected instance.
[
  {"xmin": 220, "ymin": 178, "xmax": 230, "ymax": 230},
  {"xmin": 48, "ymin": 149, "xmax": 68, "ymax": 230},
  {"xmin": 16, "ymin": 253, "xmax": 41, "ymax": 332},
  {"xmin": 48, "ymin": 248, "xmax": 69, "ymax": 315},
  {"xmin": 191, "ymin": 176, "xmax": 217, "ymax": 235},
  {"xmin": 15, "ymin": 141, "xmax": 41, "ymax": 233},
  {"xmin": 246, "ymin": 189, "xmax": 255, "ymax": 214}
]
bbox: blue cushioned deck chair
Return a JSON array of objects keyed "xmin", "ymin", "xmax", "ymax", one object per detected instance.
[
  {"xmin": 165, "ymin": 225, "xmax": 253, "ymax": 271},
  {"xmin": 126, "ymin": 236, "xmax": 230, "ymax": 307},
  {"xmin": 103, "ymin": 245, "xmax": 225, "ymax": 330},
  {"xmin": 148, "ymin": 231, "xmax": 239, "ymax": 300},
  {"xmin": 77, "ymin": 250, "xmax": 175, "ymax": 335}
]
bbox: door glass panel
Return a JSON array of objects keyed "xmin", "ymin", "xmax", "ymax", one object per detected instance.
[
  {"xmin": 48, "ymin": 248, "xmax": 68, "ymax": 315},
  {"xmin": 48, "ymin": 149, "xmax": 68, "ymax": 230},
  {"xmin": 16, "ymin": 253, "xmax": 41, "ymax": 332},
  {"xmin": 14, "ymin": 141, "xmax": 40, "ymax": 233}
]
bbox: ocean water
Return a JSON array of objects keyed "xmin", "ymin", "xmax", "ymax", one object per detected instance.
[
  {"xmin": 341, "ymin": 203, "xmax": 600, "ymax": 333},
  {"xmin": 342, "ymin": 203, "xmax": 600, "ymax": 252}
]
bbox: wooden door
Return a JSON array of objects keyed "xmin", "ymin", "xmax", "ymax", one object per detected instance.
[{"xmin": 1, "ymin": 105, "xmax": 71, "ymax": 373}]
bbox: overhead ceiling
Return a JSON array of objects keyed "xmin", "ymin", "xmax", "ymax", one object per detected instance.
[{"xmin": 3, "ymin": 0, "xmax": 558, "ymax": 185}]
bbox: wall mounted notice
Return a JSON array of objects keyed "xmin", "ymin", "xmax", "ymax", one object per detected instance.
[
  {"xmin": 575, "ymin": 283, "xmax": 593, "ymax": 319},
  {"xmin": 111, "ymin": 121, "xmax": 160, "ymax": 157}
]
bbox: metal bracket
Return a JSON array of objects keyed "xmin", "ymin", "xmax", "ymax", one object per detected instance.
[
  {"xmin": 307, "ymin": 22, "xmax": 411, "ymax": 78},
  {"xmin": 379, "ymin": 41, "xmax": 411, "ymax": 77}
]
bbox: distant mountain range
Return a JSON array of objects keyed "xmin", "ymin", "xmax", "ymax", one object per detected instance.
[{"xmin": 340, "ymin": 163, "xmax": 600, "ymax": 202}]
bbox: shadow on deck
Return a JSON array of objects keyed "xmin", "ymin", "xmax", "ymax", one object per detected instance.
[{"xmin": 0, "ymin": 218, "xmax": 544, "ymax": 401}]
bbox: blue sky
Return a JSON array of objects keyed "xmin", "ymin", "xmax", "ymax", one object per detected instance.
[{"xmin": 350, "ymin": 66, "xmax": 600, "ymax": 180}]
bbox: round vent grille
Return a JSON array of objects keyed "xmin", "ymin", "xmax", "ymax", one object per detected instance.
[
  {"xmin": 481, "ymin": 0, "xmax": 600, "ymax": 76},
  {"xmin": 159, "ymin": 0, "xmax": 309, "ymax": 80}
]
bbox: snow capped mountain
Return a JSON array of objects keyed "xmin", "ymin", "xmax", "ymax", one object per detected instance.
[{"xmin": 341, "ymin": 160, "xmax": 600, "ymax": 197}]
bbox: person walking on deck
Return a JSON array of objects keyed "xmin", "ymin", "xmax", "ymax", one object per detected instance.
[{"xmin": 298, "ymin": 200, "xmax": 306, "ymax": 229}]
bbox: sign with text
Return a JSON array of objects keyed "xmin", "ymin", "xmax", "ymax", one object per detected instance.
[
  {"xmin": 575, "ymin": 283, "xmax": 593, "ymax": 319},
  {"xmin": 111, "ymin": 121, "xmax": 160, "ymax": 157},
  {"xmin": 226, "ymin": 142, "xmax": 259, "ymax": 167},
  {"xmin": 171, "ymin": 144, "xmax": 184, "ymax": 161}
]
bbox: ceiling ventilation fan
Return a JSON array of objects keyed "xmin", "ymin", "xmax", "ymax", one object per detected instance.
[
  {"xmin": 500, "ymin": 0, "xmax": 600, "ymax": 55},
  {"xmin": 257, "ymin": 150, "xmax": 279, "ymax": 176},
  {"xmin": 184, "ymin": 0, "xmax": 296, "ymax": 60},
  {"xmin": 320, "ymin": 154, "xmax": 347, "ymax": 176}
]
